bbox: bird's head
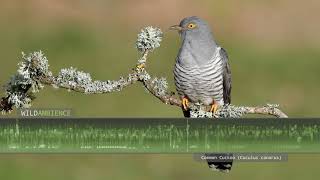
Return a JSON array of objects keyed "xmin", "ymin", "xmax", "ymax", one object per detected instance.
[
  {"xmin": 170, "ymin": 16, "xmax": 218, "ymax": 66},
  {"xmin": 169, "ymin": 16, "xmax": 213, "ymax": 40}
]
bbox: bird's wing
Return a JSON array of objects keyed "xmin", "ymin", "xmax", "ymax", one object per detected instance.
[
  {"xmin": 206, "ymin": 49, "xmax": 233, "ymax": 173},
  {"xmin": 220, "ymin": 48, "xmax": 232, "ymax": 104}
]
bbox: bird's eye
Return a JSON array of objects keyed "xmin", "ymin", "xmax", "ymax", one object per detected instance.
[{"xmin": 187, "ymin": 23, "xmax": 197, "ymax": 29}]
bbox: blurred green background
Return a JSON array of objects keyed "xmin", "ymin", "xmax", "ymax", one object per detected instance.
[{"xmin": 0, "ymin": 0, "xmax": 320, "ymax": 179}]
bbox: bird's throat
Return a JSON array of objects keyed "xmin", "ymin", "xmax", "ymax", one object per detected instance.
[{"xmin": 178, "ymin": 39, "xmax": 217, "ymax": 67}]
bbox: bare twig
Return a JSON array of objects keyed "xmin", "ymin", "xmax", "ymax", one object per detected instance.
[{"xmin": 244, "ymin": 105, "xmax": 288, "ymax": 118}]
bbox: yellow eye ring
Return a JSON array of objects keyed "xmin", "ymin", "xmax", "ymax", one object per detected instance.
[{"xmin": 187, "ymin": 23, "xmax": 197, "ymax": 29}]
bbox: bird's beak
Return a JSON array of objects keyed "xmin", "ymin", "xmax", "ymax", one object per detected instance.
[{"xmin": 169, "ymin": 25, "xmax": 183, "ymax": 31}]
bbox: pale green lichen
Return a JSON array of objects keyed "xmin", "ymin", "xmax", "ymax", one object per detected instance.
[
  {"xmin": 136, "ymin": 26, "xmax": 162, "ymax": 53},
  {"xmin": 7, "ymin": 92, "xmax": 32, "ymax": 108},
  {"xmin": 151, "ymin": 77, "xmax": 168, "ymax": 96},
  {"xmin": 190, "ymin": 103, "xmax": 214, "ymax": 118},
  {"xmin": 190, "ymin": 104, "xmax": 247, "ymax": 118},
  {"xmin": 4, "ymin": 51, "xmax": 50, "ymax": 109},
  {"xmin": 56, "ymin": 67, "xmax": 92, "ymax": 89},
  {"xmin": 214, "ymin": 105, "xmax": 247, "ymax": 118}
]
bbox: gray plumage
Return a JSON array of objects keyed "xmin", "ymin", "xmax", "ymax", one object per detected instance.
[
  {"xmin": 173, "ymin": 16, "xmax": 231, "ymax": 107},
  {"xmin": 172, "ymin": 16, "xmax": 232, "ymax": 172}
]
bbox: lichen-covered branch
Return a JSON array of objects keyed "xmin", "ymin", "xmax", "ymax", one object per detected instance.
[{"xmin": 0, "ymin": 26, "xmax": 288, "ymax": 118}]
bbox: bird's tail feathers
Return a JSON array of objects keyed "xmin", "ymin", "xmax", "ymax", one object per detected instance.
[{"xmin": 206, "ymin": 153, "xmax": 233, "ymax": 173}]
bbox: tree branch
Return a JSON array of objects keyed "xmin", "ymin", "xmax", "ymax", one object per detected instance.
[{"xmin": 0, "ymin": 26, "xmax": 288, "ymax": 118}]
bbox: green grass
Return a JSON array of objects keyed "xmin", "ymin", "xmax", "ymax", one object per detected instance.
[{"xmin": 1, "ymin": 118, "xmax": 320, "ymax": 153}]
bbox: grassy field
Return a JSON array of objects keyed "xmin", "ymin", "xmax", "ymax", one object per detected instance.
[
  {"xmin": 0, "ymin": 119, "xmax": 320, "ymax": 153},
  {"xmin": 0, "ymin": 0, "xmax": 320, "ymax": 180}
]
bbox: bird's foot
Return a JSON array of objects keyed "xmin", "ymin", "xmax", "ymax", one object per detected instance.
[
  {"xmin": 182, "ymin": 97, "xmax": 189, "ymax": 111},
  {"xmin": 210, "ymin": 103, "xmax": 219, "ymax": 115},
  {"xmin": 136, "ymin": 63, "xmax": 145, "ymax": 69}
]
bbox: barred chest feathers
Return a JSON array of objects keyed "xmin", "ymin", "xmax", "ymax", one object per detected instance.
[{"xmin": 174, "ymin": 47, "xmax": 224, "ymax": 106}]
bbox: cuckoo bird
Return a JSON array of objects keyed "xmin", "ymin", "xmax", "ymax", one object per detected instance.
[{"xmin": 170, "ymin": 16, "xmax": 232, "ymax": 172}]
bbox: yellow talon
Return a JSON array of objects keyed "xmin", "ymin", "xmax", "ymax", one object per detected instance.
[
  {"xmin": 137, "ymin": 64, "xmax": 145, "ymax": 69},
  {"xmin": 210, "ymin": 103, "xmax": 219, "ymax": 114},
  {"xmin": 182, "ymin": 97, "xmax": 189, "ymax": 110}
]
